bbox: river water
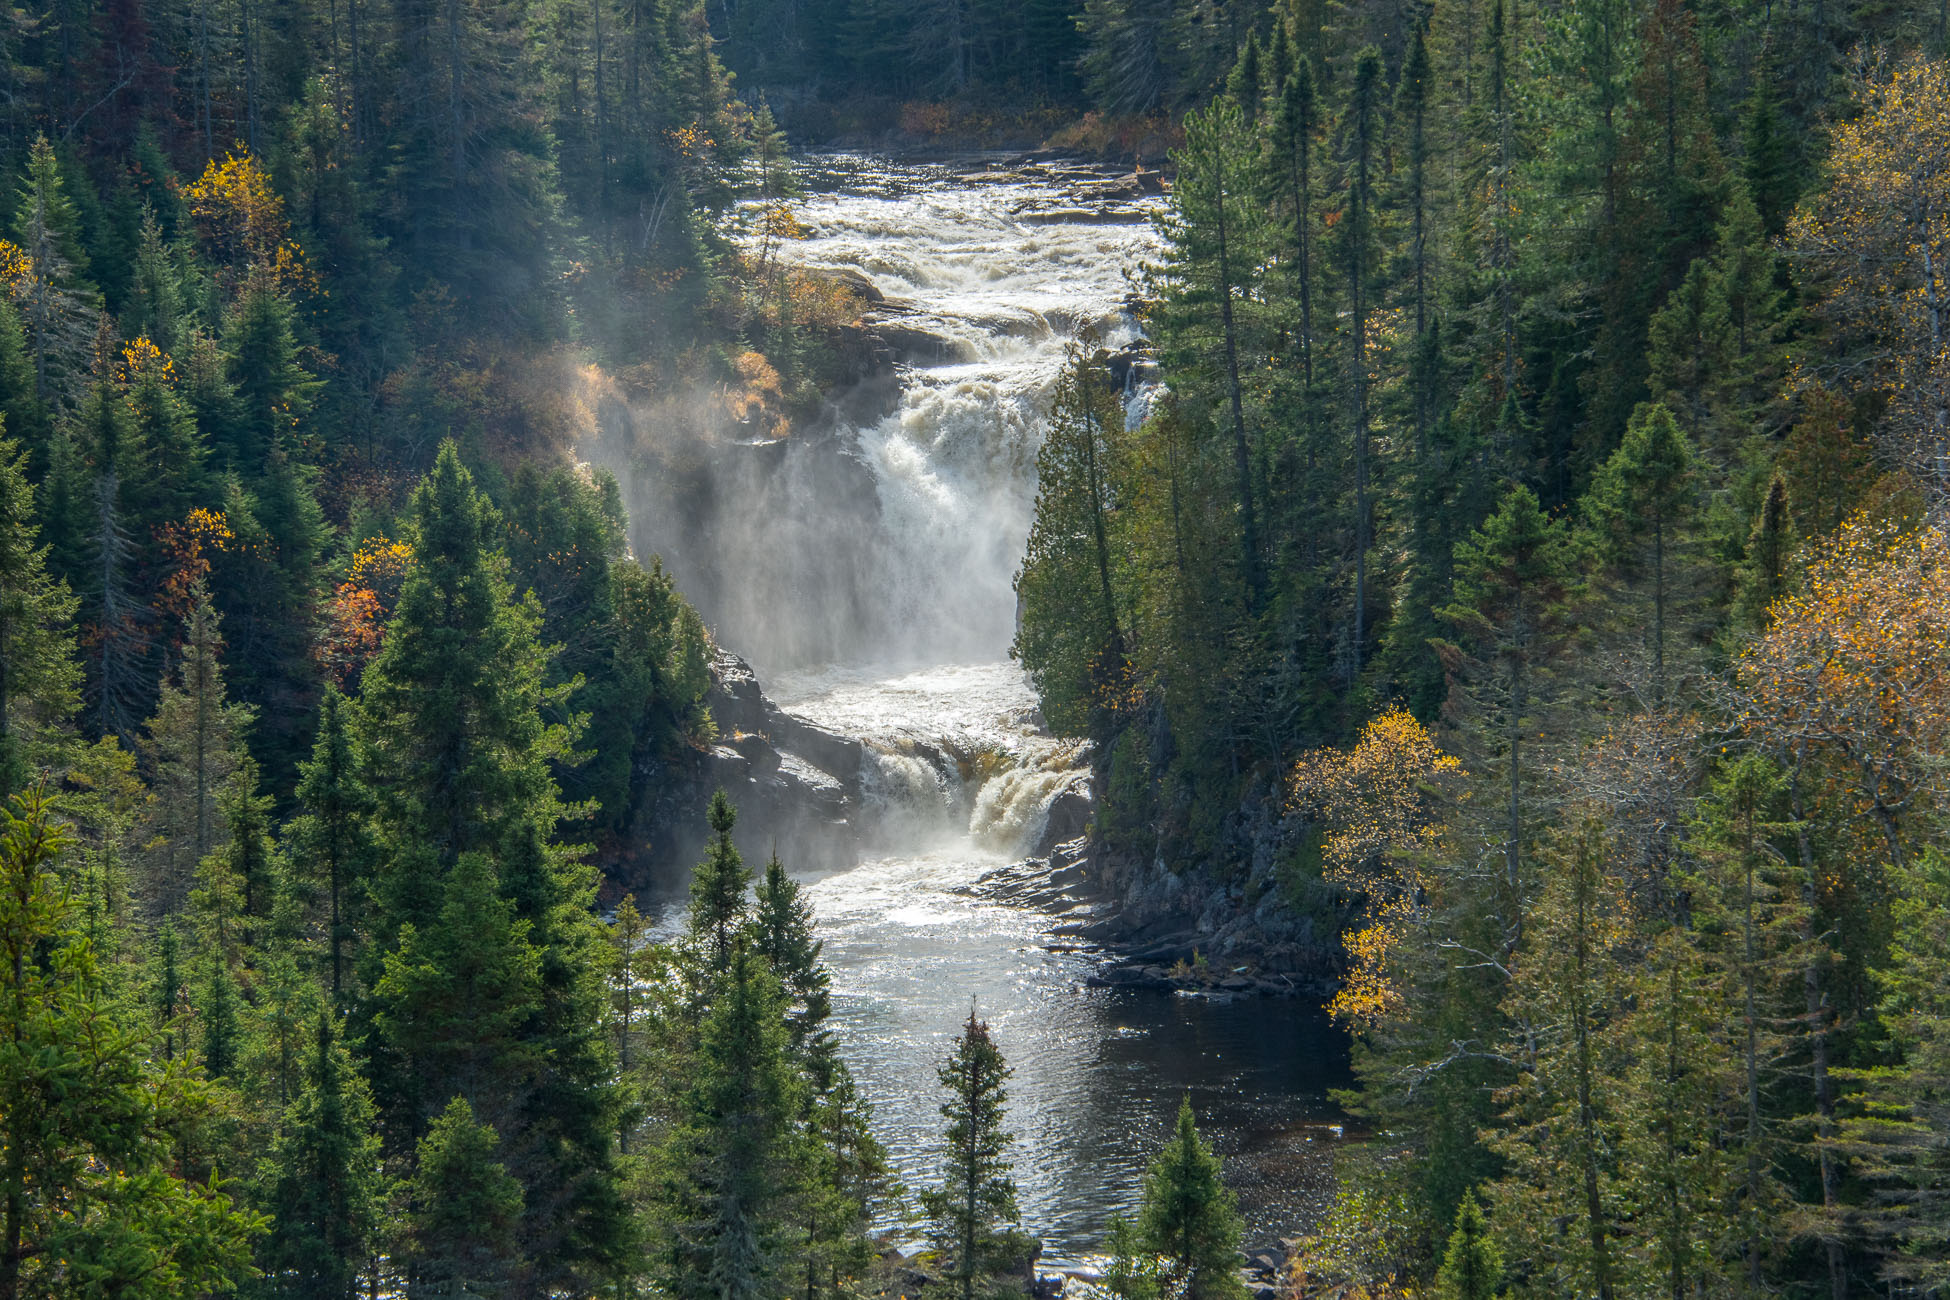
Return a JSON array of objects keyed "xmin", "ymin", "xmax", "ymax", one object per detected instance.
[{"xmin": 643, "ymin": 155, "xmax": 1349, "ymax": 1266}]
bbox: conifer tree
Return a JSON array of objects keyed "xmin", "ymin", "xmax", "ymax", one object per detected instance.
[
  {"xmin": 260, "ymin": 1013, "xmax": 386, "ymax": 1299},
  {"xmin": 689, "ymin": 788, "xmax": 752, "ymax": 975},
  {"xmin": 754, "ymin": 850, "xmax": 834, "ymax": 1072},
  {"xmin": 1132, "ymin": 1097, "xmax": 1245, "ymax": 1300},
  {"xmin": 1157, "ymin": 94, "xmax": 1266, "ymax": 606},
  {"xmin": 1486, "ymin": 819, "xmax": 1630, "ymax": 1300},
  {"xmin": 0, "ymin": 436, "xmax": 77, "ymax": 795},
  {"xmin": 1843, "ymin": 848, "xmax": 1950, "ymax": 1290},
  {"xmin": 371, "ymin": 853, "xmax": 544, "ymax": 1154},
  {"xmin": 1013, "ymin": 342, "xmax": 1127, "ymax": 740},
  {"xmin": 1340, "ymin": 49, "xmax": 1383, "ymax": 667},
  {"xmin": 142, "ymin": 587, "xmax": 251, "ymax": 917},
  {"xmin": 0, "ymin": 790, "xmax": 263, "ymax": 1299},
  {"xmin": 405, "ymin": 1096, "xmax": 526, "ymax": 1296},
  {"xmin": 359, "ymin": 442, "xmax": 625, "ymax": 1290},
  {"xmin": 11, "ymin": 136, "xmax": 98, "ymax": 412},
  {"xmin": 661, "ymin": 940, "xmax": 806, "ymax": 1300},
  {"xmin": 198, "ymin": 946, "xmax": 239, "ymax": 1078},
  {"xmin": 358, "ymin": 441, "xmax": 574, "ymax": 945},
  {"xmin": 1436, "ymin": 484, "xmax": 1583, "ymax": 945},
  {"xmin": 922, "ymin": 1009, "xmax": 1023, "ymax": 1300},
  {"xmin": 1435, "ymin": 1191, "xmax": 1502, "ymax": 1300},
  {"xmin": 284, "ymin": 685, "xmax": 374, "ymax": 1002},
  {"xmin": 1582, "ymin": 401, "xmax": 1699, "ymax": 703}
]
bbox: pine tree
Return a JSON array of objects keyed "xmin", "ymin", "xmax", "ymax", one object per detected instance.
[
  {"xmin": 284, "ymin": 684, "xmax": 375, "ymax": 1003},
  {"xmin": 1133, "ymin": 1097, "xmax": 1246, "ymax": 1300},
  {"xmin": 1436, "ymin": 483, "xmax": 1583, "ymax": 950},
  {"xmin": 922, "ymin": 1009, "xmax": 1023, "ymax": 1300},
  {"xmin": 260, "ymin": 1013, "xmax": 386, "ymax": 1300},
  {"xmin": 141, "ymin": 587, "xmax": 251, "ymax": 918},
  {"xmin": 1581, "ymin": 401, "xmax": 1699, "ymax": 703},
  {"xmin": 660, "ymin": 940, "xmax": 807, "ymax": 1300},
  {"xmin": 689, "ymin": 788, "xmax": 752, "ymax": 975},
  {"xmin": 0, "ymin": 436, "xmax": 78, "ymax": 795},
  {"xmin": 0, "ymin": 790, "xmax": 263, "ymax": 1300},
  {"xmin": 1013, "ymin": 342, "xmax": 1127, "ymax": 741},
  {"xmin": 405, "ymin": 1096, "xmax": 526, "ymax": 1296},
  {"xmin": 1435, "ymin": 1191, "xmax": 1502, "ymax": 1300}
]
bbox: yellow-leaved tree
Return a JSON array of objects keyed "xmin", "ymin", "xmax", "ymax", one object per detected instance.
[{"xmin": 1289, "ymin": 707, "xmax": 1461, "ymax": 1026}]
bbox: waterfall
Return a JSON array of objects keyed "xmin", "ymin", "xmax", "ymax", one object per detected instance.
[{"xmin": 609, "ymin": 159, "xmax": 1346, "ymax": 1265}]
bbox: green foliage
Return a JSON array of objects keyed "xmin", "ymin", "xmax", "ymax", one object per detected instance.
[
  {"xmin": 0, "ymin": 435, "xmax": 77, "ymax": 794},
  {"xmin": 259, "ymin": 1013, "xmax": 387, "ymax": 1299},
  {"xmin": 921, "ymin": 1009, "xmax": 1023, "ymax": 1300},
  {"xmin": 1013, "ymin": 344, "xmax": 1128, "ymax": 740},
  {"xmin": 406, "ymin": 1096, "xmax": 527, "ymax": 1294},
  {"xmin": 1434, "ymin": 1192, "xmax": 1502, "ymax": 1300},
  {"xmin": 689, "ymin": 788, "xmax": 752, "ymax": 975},
  {"xmin": 0, "ymin": 790, "xmax": 265, "ymax": 1298},
  {"xmin": 1130, "ymin": 1098, "xmax": 1246, "ymax": 1300},
  {"xmin": 659, "ymin": 940, "xmax": 808, "ymax": 1300}
]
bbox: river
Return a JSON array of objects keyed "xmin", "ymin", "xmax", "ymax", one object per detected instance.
[{"xmin": 632, "ymin": 155, "xmax": 1349, "ymax": 1267}]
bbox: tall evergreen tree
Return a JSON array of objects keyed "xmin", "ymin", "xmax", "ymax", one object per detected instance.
[
  {"xmin": 284, "ymin": 685, "xmax": 374, "ymax": 1003},
  {"xmin": 660, "ymin": 940, "xmax": 806, "ymax": 1300},
  {"xmin": 922, "ymin": 1009, "xmax": 1023, "ymax": 1300},
  {"xmin": 1131, "ymin": 1097, "xmax": 1246, "ymax": 1300},
  {"xmin": 404, "ymin": 1096, "xmax": 526, "ymax": 1296},
  {"xmin": 0, "ymin": 790, "xmax": 263, "ymax": 1300},
  {"xmin": 1013, "ymin": 342, "xmax": 1127, "ymax": 741},
  {"xmin": 0, "ymin": 436, "xmax": 77, "ymax": 795},
  {"xmin": 260, "ymin": 1013, "xmax": 386, "ymax": 1300},
  {"xmin": 689, "ymin": 788, "xmax": 752, "ymax": 975}
]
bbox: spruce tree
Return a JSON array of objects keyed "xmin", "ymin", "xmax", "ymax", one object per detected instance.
[
  {"xmin": 141, "ymin": 587, "xmax": 251, "ymax": 917},
  {"xmin": 1581, "ymin": 401, "xmax": 1699, "ymax": 703},
  {"xmin": 1843, "ymin": 848, "xmax": 1950, "ymax": 1290},
  {"xmin": 661, "ymin": 940, "xmax": 807, "ymax": 1300},
  {"xmin": 284, "ymin": 685, "xmax": 375, "ymax": 1003},
  {"xmin": 405, "ymin": 1096, "xmax": 526, "ymax": 1296},
  {"xmin": 260, "ymin": 1013, "xmax": 386, "ymax": 1300},
  {"xmin": 371, "ymin": 853, "xmax": 544, "ymax": 1154},
  {"xmin": 1013, "ymin": 343, "xmax": 1127, "ymax": 741},
  {"xmin": 754, "ymin": 850, "xmax": 834, "ymax": 1073},
  {"xmin": 359, "ymin": 442, "xmax": 625, "ymax": 1291},
  {"xmin": 1156, "ymin": 94, "xmax": 1267, "ymax": 606},
  {"xmin": 0, "ymin": 790, "xmax": 263, "ymax": 1299},
  {"xmin": 0, "ymin": 435, "xmax": 78, "ymax": 795},
  {"xmin": 358, "ymin": 441, "xmax": 573, "ymax": 945},
  {"xmin": 1133, "ymin": 1097, "xmax": 1245, "ymax": 1300},
  {"xmin": 1436, "ymin": 483, "xmax": 1583, "ymax": 947},
  {"xmin": 1434, "ymin": 1191, "xmax": 1502, "ymax": 1300},
  {"xmin": 922, "ymin": 1009, "xmax": 1023, "ymax": 1300},
  {"xmin": 689, "ymin": 788, "xmax": 752, "ymax": 975}
]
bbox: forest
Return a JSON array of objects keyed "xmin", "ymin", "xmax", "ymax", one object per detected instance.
[{"xmin": 0, "ymin": 0, "xmax": 1947, "ymax": 1296}]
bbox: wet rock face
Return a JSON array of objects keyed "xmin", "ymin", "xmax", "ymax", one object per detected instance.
[{"xmin": 616, "ymin": 651, "xmax": 869, "ymax": 895}]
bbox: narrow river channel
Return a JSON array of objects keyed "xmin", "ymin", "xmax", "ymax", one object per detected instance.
[{"xmin": 638, "ymin": 154, "xmax": 1349, "ymax": 1267}]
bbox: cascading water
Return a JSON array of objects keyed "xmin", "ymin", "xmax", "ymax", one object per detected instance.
[{"xmin": 618, "ymin": 155, "xmax": 1346, "ymax": 1266}]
